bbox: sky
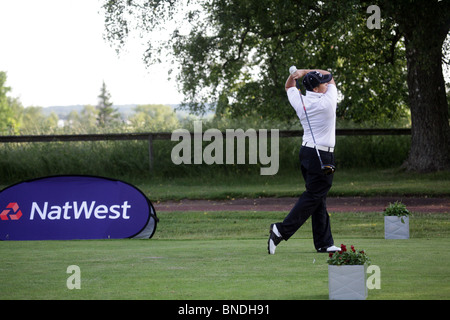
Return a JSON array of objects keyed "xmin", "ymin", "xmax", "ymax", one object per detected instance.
[{"xmin": 0, "ymin": 0, "xmax": 184, "ymax": 107}]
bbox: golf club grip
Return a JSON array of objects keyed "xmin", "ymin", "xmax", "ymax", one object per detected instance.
[
  {"xmin": 289, "ymin": 66, "xmax": 297, "ymax": 75},
  {"xmin": 289, "ymin": 66, "xmax": 302, "ymax": 90}
]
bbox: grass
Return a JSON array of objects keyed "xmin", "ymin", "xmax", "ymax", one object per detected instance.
[
  {"xmin": 0, "ymin": 161, "xmax": 448, "ymax": 301},
  {"xmin": 1, "ymin": 168, "xmax": 448, "ymax": 202},
  {"xmin": 133, "ymin": 168, "xmax": 450, "ymax": 201},
  {"xmin": 1, "ymin": 211, "xmax": 449, "ymax": 300}
]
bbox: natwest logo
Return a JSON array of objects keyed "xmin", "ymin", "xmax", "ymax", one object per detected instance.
[
  {"xmin": 0, "ymin": 175, "xmax": 157, "ymax": 240},
  {"xmin": 0, "ymin": 202, "xmax": 23, "ymax": 221},
  {"xmin": 30, "ymin": 201, "xmax": 131, "ymax": 220}
]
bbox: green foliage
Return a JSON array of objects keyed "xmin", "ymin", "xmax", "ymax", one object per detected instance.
[
  {"xmin": 335, "ymin": 135, "xmax": 410, "ymax": 169},
  {"xmin": 129, "ymin": 104, "xmax": 179, "ymax": 131},
  {"xmin": 0, "ymin": 71, "xmax": 435, "ymax": 185},
  {"xmin": 102, "ymin": 0, "xmax": 410, "ymax": 124},
  {"xmin": 0, "ymin": 72, "xmax": 17, "ymax": 134},
  {"xmin": 21, "ymin": 107, "xmax": 59, "ymax": 133},
  {"xmin": 383, "ymin": 201, "xmax": 410, "ymax": 217},
  {"xmin": 66, "ymin": 105, "xmax": 99, "ymax": 132},
  {"xmin": 1, "ymin": 131, "xmax": 448, "ymax": 196},
  {"xmin": 102, "ymin": 0, "xmax": 450, "ymax": 172}
]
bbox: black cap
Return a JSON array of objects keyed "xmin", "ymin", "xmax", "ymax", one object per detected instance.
[{"xmin": 302, "ymin": 71, "xmax": 333, "ymax": 91}]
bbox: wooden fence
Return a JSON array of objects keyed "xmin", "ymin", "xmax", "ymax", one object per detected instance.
[{"xmin": 0, "ymin": 128, "xmax": 411, "ymax": 170}]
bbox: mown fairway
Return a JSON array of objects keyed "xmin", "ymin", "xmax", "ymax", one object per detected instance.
[{"xmin": 1, "ymin": 211, "xmax": 449, "ymax": 300}]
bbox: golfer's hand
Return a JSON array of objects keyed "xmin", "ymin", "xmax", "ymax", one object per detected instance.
[
  {"xmin": 290, "ymin": 70, "xmax": 299, "ymax": 80},
  {"xmin": 291, "ymin": 69, "xmax": 308, "ymax": 80}
]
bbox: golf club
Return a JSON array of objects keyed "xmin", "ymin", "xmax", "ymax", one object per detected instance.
[{"xmin": 290, "ymin": 66, "xmax": 335, "ymax": 175}]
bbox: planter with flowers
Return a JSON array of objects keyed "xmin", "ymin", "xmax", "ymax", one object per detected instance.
[
  {"xmin": 327, "ymin": 244, "xmax": 370, "ymax": 300},
  {"xmin": 384, "ymin": 201, "xmax": 410, "ymax": 239}
]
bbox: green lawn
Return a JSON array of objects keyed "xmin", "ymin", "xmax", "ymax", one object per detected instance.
[
  {"xmin": 1, "ymin": 168, "xmax": 448, "ymax": 201},
  {"xmin": 1, "ymin": 211, "xmax": 449, "ymax": 300},
  {"xmin": 134, "ymin": 168, "xmax": 450, "ymax": 201}
]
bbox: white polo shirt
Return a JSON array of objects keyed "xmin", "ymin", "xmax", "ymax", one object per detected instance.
[{"xmin": 287, "ymin": 84, "xmax": 337, "ymax": 148}]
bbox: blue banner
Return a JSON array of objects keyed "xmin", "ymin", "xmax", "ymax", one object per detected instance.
[{"xmin": 0, "ymin": 176, "xmax": 158, "ymax": 240}]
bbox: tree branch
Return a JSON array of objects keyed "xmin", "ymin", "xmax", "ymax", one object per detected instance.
[{"xmin": 222, "ymin": 25, "xmax": 250, "ymax": 69}]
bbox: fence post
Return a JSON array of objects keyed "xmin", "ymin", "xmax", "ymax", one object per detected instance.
[{"xmin": 148, "ymin": 134, "xmax": 153, "ymax": 171}]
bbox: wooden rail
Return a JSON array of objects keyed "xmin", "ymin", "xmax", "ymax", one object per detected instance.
[
  {"xmin": 0, "ymin": 128, "xmax": 411, "ymax": 170},
  {"xmin": 0, "ymin": 128, "xmax": 411, "ymax": 143}
]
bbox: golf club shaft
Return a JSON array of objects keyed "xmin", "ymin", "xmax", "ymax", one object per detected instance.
[
  {"xmin": 290, "ymin": 66, "xmax": 335, "ymax": 175},
  {"xmin": 289, "ymin": 66, "xmax": 325, "ymax": 167},
  {"xmin": 299, "ymin": 91, "xmax": 325, "ymax": 167}
]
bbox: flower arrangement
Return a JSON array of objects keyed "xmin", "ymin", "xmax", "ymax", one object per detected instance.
[{"xmin": 327, "ymin": 244, "xmax": 370, "ymax": 265}]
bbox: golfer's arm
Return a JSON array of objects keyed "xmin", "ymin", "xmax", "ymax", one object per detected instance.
[
  {"xmin": 285, "ymin": 69, "xmax": 335, "ymax": 91},
  {"xmin": 312, "ymin": 69, "xmax": 336, "ymax": 86},
  {"xmin": 285, "ymin": 75, "xmax": 297, "ymax": 91},
  {"xmin": 319, "ymin": 69, "xmax": 336, "ymax": 86}
]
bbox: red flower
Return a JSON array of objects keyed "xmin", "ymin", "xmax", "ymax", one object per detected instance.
[{"xmin": 327, "ymin": 244, "xmax": 370, "ymax": 265}]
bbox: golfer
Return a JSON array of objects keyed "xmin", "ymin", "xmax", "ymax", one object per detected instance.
[{"xmin": 268, "ymin": 68, "xmax": 341, "ymax": 254}]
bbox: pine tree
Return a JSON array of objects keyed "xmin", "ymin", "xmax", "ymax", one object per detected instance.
[{"xmin": 96, "ymin": 81, "xmax": 119, "ymax": 127}]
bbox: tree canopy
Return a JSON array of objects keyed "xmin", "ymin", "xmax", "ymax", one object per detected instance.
[
  {"xmin": 102, "ymin": 0, "xmax": 450, "ymax": 171},
  {"xmin": 103, "ymin": 0, "xmax": 410, "ymax": 124}
]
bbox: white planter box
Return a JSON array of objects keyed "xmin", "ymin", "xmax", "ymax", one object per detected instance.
[
  {"xmin": 328, "ymin": 264, "xmax": 367, "ymax": 300},
  {"xmin": 385, "ymin": 216, "xmax": 409, "ymax": 239}
]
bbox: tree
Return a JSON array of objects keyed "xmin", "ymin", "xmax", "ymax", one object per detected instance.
[
  {"xmin": 19, "ymin": 106, "xmax": 58, "ymax": 133},
  {"xmin": 380, "ymin": 1, "xmax": 450, "ymax": 171},
  {"xmin": 6, "ymin": 96, "xmax": 23, "ymax": 133},
  {"xmin": 81, "ymin": 105, "xmax": 100, "ymax": 129},
  {"xmin": 66, "ymin": 105, "xmax": 99, "ymax": 132},
  {"xmin": 96, "ymin": 81, "xmax": 119, "ymax": 127},
  {"xmin": 102, "ymin": 0, "xmax": 449, "ymax": 171},
  {"xmin": 0, "ymin": 71, "xmax": 18, "ymax": 133},
  {"xmin": 129, "ymin": 104, "xmax": 179, "ymax": 131}
]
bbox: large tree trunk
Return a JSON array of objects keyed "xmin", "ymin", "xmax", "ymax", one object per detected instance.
[
  {"xmin": 392, "ymin": 1, "xmax": 450, "ymax": 172},
  {"xmin": 402, "ymin": 39, "xmax": 450, "ymax": 171}
]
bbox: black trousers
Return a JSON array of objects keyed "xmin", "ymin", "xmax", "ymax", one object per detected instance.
[{"xmin": 277, "ymin": 146, "xmax": 335, "ymax": 250}]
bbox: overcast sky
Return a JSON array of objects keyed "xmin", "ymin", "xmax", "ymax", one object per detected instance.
[{"xmin": 0, "ymin": 0, "xmax": 183, "ymax": 107}]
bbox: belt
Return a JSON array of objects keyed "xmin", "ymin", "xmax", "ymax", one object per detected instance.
[{"xmin": 302, "ymin": 141, "xmax": 334, "ymax": 153}]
